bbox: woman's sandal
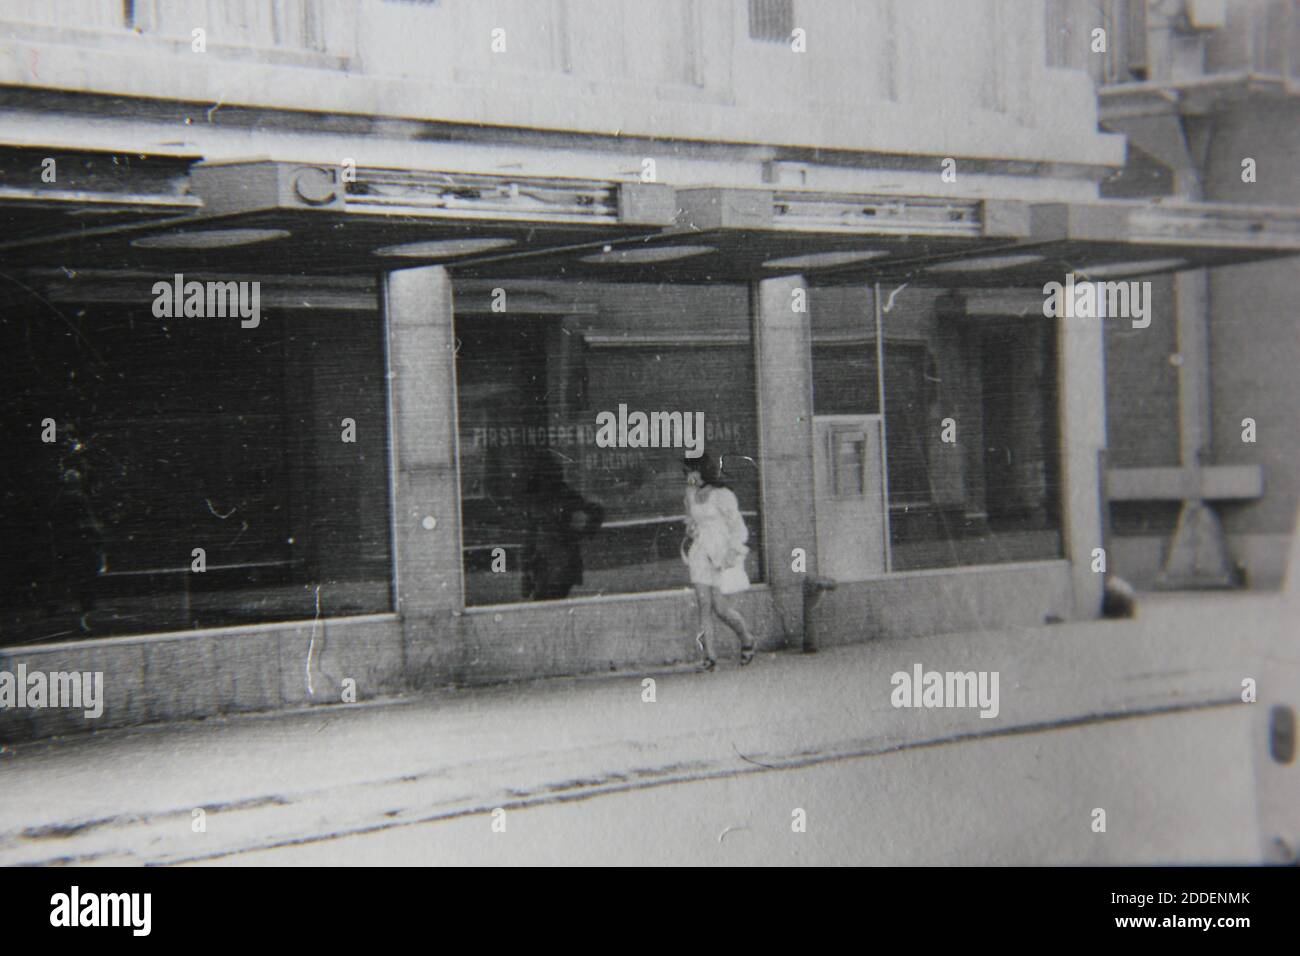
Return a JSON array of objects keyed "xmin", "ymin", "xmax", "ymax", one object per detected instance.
[
  {"xmin": 740, "ymin": 641, "xmax": 756, "ymax": 666},
  {"xmin": 696, "ymin": 632, "xmax": 717, "ymax": 672}
]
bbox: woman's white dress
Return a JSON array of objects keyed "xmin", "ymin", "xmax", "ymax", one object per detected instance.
[{"xmin": 685, "ymin": 486, "xmax": 750, "ymax": 593}]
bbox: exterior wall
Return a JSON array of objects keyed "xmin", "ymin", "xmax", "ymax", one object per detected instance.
[
  {"xmin": 810, "ymin": 561, "xmax": 1073, "ymax": 646},
  {"xmin": 1202, "ymin": 98, "xmax": 1300, "ymax": 588},
  {"xmin": 437, "ymin": 588, "xmax": 785, "ymax": 687},
  {"xmin": 1103, "ymin": 276, "xmax": 1181, "ymax": 470},
  {"xmin": 1048, "ymin": 0, "xmax": 1300, "ymax": 84},
  {"xmin": 0, "ymin": 614, "xmax": 403, "ymax": 740},
  {"xmin": 1102, "ymin": 272, "xmax": 1183, "ymax": 588},
  {"xmin": 0, "ymin": 0, "xmax": 1121, "ymax": 171},
  {"xmin": 1080, "ymin": 1, "xmax": 1300, "ymax": 588}
]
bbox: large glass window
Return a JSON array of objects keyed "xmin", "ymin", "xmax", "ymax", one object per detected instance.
[
  {"xmin": 0, "ymin": 282, "xmax": 392, "ymax": 645},
  {"xmin": 811, "ymin": 287, "xmax": 880, "ymax": 417},
  {"xmin": 455, "ymin": 283, "xmax": 763, "ymax": 605},
  {"xmin": 882, "ymin": 288, "xmax": 1062, "ymax": 570},
  {"xmin": 810, "ymin": 285, "xmax": 1062, "ymax": 573}
]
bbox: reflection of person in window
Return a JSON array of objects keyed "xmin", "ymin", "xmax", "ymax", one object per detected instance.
[
  {"xmin": 43, "ymin": 422, "xmax": 105, "ymax": 631},
  {"xmin": 683, "ymin": 451, "xmax": 756, "ymax": 670},
  {"xmin": 522, "ymin": 451, "xmax": 605, "ymax": 601}
]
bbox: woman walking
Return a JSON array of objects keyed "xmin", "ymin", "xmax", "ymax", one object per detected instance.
[{"xmin": 682, "ymin": 451, "xmax": 757, "ymax": 670}]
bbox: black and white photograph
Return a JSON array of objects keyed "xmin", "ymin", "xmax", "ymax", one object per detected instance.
[{"xmin": 0, "ymin": 0, "xmax": 1296, "ymax": 915}]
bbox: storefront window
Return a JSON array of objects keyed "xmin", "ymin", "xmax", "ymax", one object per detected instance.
[
  {"xmin": 811, "ymin": 285, "xmax": 1062, "ymax": 573},
  {"xmin": 811, "ymin": 287, "xmax": 880, "ymax": 417},
  {"xmin": 882, "ymin": 288, "xmax": 1062, "ymax": 570},
  {"xmin": 455, "ymin": 283, "xmax": 763, "ymax": 605},
  {"xmin": 0, "ymin": 285, "xmax": 393, "ymax": 644}
]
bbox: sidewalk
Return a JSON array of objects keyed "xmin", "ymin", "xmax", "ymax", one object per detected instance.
[{"xmin": 0, "ymin": 591, "xmax": 1294, "ymax": 865}]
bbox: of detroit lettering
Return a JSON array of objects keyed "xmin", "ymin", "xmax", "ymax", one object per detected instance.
[{"xmin": 594, "ymin": 404, "xmax": 704, "ymax": 458}]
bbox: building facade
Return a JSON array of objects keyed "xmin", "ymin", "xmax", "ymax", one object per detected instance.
[
  {"xmin": 1050, "ymin": 0, "xmax": 1300, "ymax": 588},
  {"xmin": 1, "ymin": 0, "xmax": 1296, "ymax": 739}
]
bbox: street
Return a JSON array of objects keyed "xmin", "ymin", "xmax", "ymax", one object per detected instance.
[{"xmin": 218, "ymin": 706, "xmax": 1256, "ymax": 866}]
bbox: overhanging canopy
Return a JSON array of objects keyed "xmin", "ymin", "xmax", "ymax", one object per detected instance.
[
  {"xmin": 0, "ymin": 145, "xmax": 201, "ymax": 253},
  {"xmin": 457, "ymin": 188, "xmax": 1300, "ymax": 285},
  {"xmin": 4, "ymin": 161, "xmax": 1299, "ymax": 285},
  {"xmin": 0, "ymin": 159, "xmax": 676, "ymax": 276}
]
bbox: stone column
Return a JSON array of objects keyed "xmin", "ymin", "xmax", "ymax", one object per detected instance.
[
  {"xmin": 753, "ymin": 276, "xmax": 818, "ymax": 645},
  {"xmin": 1058, "ymin": 309, "xmax": 1107, "ymax": 618},
  {"xmin": 384, "ymin": 266, "xmax": 463, "ymax": 669}
]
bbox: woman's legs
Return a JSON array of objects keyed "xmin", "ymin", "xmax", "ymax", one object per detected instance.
[
  {"xmin": 712, "ymin": 591, "xmax": 756, "ymax": 658},
  {"xmin": 693, "ymin": 584, "xmax": 717, "ymax": 664}
]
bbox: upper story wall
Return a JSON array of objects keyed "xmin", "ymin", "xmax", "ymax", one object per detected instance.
[
  {"xmin": 1047, "ymin": 0, "xmax": 1300, "ymax": 85},
  {"xmin": 0, "ymin": 0, "xmax": 1121, "ymax": 169}
]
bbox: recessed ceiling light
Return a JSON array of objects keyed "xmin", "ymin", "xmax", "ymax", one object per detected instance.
[
  {"xmin": 926, "ymin": 253, "xmax": 1044, "ymax": 273},
  {"xmin": 580, "ymin": 245, "xmax": 715, "ymax": 265},
  {"xmin": 373, "ymin": 238, "xmax": 516, "ymax": 258},
  {"xmin": 763, "ymin": 250, "xmax": 890, "ymax": 269},
  {"xmin": 1078, "ymin": 257, "xmax": 1186, "ymax": 278},
  {"xmin": 132, "ymin": 228, "xmax": 291, "ymax": 249}
]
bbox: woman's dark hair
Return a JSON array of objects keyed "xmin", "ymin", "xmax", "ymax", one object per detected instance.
[{"xmin": 682, "ymin": 449, "xmax": 727, "ymax": 488}]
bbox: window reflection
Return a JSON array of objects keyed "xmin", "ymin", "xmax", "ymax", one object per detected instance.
[
  {"xmin": 455, "ymin": 284, "xmax": 763, "ymax": 605},
  {"xmin": 810, "ymin": 286, "xmax": 1062, "ymax": 572}
]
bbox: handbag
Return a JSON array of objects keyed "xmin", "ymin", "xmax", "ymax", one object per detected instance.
[{"xmin": 716, "ymin": 561, "xmax": 750, "ymax": 595}]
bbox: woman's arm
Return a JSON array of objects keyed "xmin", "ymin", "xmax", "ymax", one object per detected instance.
[{"xmin": 718, "ymin": 488, "xmax": 749, "ymax": 550}]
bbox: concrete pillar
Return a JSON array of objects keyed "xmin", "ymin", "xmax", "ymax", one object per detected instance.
[
  {"xmin": 1155, "ymin": 265, "xmax": 1238, "ymax": 588},
  {"xmin": 753, "ymin": 276, "xmax": 818, "ymax": 645},
  {"xmin": 1058, "ymin": 310, "xmax": 1107, "ymax": 618},
  {"xmin": 1174, "ymin": 269, "xmax": 1212, "ymax": 466},
  {"xmin": 384, "ymin": 266, "xmax": 462, "ymax": 627}
]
